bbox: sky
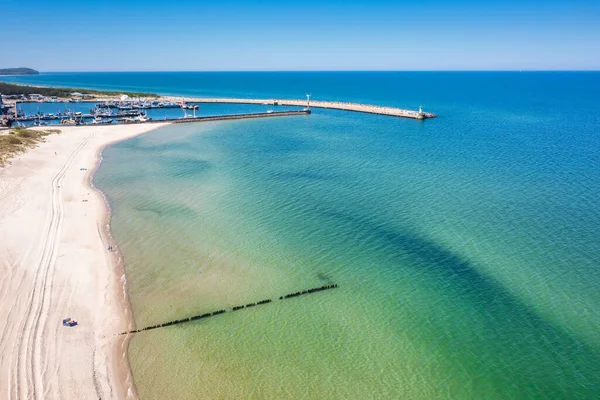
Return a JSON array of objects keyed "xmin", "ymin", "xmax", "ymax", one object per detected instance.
[{"xmin": 2, "ymin": 0, "xmax": 599, "ymax": 71}]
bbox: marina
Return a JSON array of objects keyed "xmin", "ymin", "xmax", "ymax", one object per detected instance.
[
  {"xmin": 2, "ymin": 94, "xmax": 435, "ymax": 128},
  {"xmin": 5, "ymin": 100, "xmax": 311, "ymax": 127}
]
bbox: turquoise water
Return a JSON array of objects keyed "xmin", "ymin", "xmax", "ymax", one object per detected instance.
[{"xmin": 85, "ymin": 72, "xmax": 600, "ymax": 398}]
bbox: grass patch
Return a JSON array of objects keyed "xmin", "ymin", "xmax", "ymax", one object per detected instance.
[
  {"xmin": 16, "ymin": 129, "xmax": 33, "ymax": 138},
  {"xmin": 0, "ymin": 127, "xmax": 61, "ymax": 167}
]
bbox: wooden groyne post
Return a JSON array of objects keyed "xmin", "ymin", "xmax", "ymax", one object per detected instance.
[{"xmin": 119, "ymin": 284, "xmax": 338, "ymax": 335}]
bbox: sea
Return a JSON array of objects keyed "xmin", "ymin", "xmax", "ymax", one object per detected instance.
[{"xmin": 3, "ymin": 72, "xmax": 600, "ymax": 399}]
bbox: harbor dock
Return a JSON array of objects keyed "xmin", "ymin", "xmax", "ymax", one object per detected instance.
[{"xmin": 9, "ymin": 109, "xmax": 311, "ymax": 128}]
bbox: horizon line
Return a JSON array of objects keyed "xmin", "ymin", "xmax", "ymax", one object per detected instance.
[{"xmin": 15, "ymin": 69, "xmax": 600, "ymax": 74}]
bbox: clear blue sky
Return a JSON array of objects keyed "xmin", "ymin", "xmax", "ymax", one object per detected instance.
[{"xmin": 4, "ymin": 0, "xmax": 599, "ymax": 71}]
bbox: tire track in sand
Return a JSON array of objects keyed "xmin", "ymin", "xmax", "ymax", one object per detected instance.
[{"xmin": 14, "ymin": 132, "xmax": 94, "ymax": 399}]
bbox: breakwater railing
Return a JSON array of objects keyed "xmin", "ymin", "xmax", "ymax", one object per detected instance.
[
  {"xmin": 164, "ymin": 110, "xmax": 310, "ymax": 124},
  {"xmin": 119, "ymin": 284, "xmax": 338, "ymax": 335}
]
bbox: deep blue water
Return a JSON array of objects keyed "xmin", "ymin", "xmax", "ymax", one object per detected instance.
[{"xmin": 3, "ymin": 71, "xmax": 599, "ymax": 112}]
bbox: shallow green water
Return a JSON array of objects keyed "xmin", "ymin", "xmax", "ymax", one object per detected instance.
[{"xmin": 95, "ymin": 99, "xmax": 600, "ymax": 399}]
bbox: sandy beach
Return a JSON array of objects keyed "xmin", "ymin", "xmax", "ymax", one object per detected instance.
[{"xmin": 0, "ymin": 123, "xmax": 168, "ymax": 399}]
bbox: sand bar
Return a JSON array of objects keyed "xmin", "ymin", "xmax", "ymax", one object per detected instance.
[{"xmin": 0, "ymin": 123, "xmax": 168, "ymax": 399}]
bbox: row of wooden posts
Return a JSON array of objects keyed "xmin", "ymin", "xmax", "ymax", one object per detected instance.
[{"xmin": 119, "ymin": 284, "xmax": 338, "ymax": 335}]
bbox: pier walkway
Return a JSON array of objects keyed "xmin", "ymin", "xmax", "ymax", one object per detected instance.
[{"xmin": 165, "ymin": 97, "xmax": 437, "ymax": 120}]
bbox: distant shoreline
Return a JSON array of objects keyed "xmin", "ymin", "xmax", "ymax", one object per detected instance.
[
  {"xmin": 0, "ymin": 67, "xmax": 39, "ymax": 76},
  {"xmin": 0, "ymin": 81, "xmax": 157, "ymax": 98}
]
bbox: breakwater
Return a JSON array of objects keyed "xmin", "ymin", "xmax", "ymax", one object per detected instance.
[
  {"xmin": 165, "ymin": 97, "xmax": 436, "ymax": 119},
  {"xmin": 14, "ymin": 110, "xmax": 311, "ymax": 127},
  {"xmin": 8, "ymin": 98, "xmax": 434, "ymax": 125},
  {"xmin": 119, "ymin": 284, "xmax": 338, "ymax": 335}
]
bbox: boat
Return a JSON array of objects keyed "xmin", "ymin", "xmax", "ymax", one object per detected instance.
[
  {"xmin": 33, "ymin": 115, "xmax": 48, "ymax": 126},
  {"xmin": 93, "ymin": 116, "xmax": 113, "ymax": 124},
  {"xmin": 61, "ymin": 118, "xmax": 76, "ymax": 125},
  {"xmin": 180, "ymin": 100, "xmax": 199, "ymax": 110},
  {"xmin": 116, "ymin": 110, "xmax": 142, "ymax": 117},
  {"xmin": 91, "ymin": 108, "xmax": 113, "ymax": 118},
  {"xmin": 135, "ymin": 113, "xmax": 151, "ymax": 122}
]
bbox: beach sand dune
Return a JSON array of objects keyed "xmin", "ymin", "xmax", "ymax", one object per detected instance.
[{"xmin": 0, "ymin": 124, "xmax": 168, "ymax": 399}]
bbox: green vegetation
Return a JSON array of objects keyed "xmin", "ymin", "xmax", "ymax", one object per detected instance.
[
  {"xmin": 0, "ymin": 68, "xmax": 39, "ymax": 75},
  {"xmin": 0, "ymin": 82, "xmax": 157, "ymax": 98},
  {"xmin": 0, "ymin": 127, "xmax": 61, "ymax": 166},
  {"xmin": 7, "ymin": 136, "xmax": 22, "ymax": 145}
]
